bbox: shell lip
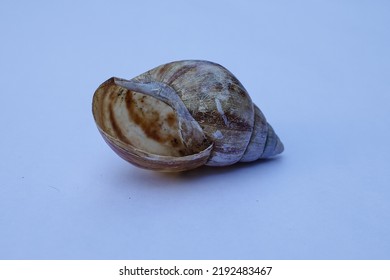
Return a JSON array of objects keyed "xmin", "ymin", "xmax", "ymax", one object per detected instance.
[
  {"xmin": 97, "ymin": 126, "xmax": 214, "ymax": 171},
  {"xmin": 99, "ymin": 126, "xmax": 213, "ymax": 160}
]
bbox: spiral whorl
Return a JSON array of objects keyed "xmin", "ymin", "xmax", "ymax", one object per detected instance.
[{"xmin": 240, "ymin": 105, "xmax": 284, "ymax": 162}]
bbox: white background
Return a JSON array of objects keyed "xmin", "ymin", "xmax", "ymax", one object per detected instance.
[{"xmin": 1, "ymin": 0, "xmax": 389, "ymax": 259}]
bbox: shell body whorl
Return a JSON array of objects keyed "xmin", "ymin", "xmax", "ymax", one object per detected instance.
[{"xmin": 92, "ymin": 60, "xmax": 283, "ymax": 171}]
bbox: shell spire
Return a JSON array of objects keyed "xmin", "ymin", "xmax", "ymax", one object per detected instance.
[{"xmin": 240, "ymin": 105, "xmax": 284, "ymax": 162}]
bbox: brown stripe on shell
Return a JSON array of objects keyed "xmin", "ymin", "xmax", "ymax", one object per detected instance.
[
  {"xmin": 92, "ymin": 79, "xmax": 113, "ymax": 129},
  {"xmin": 155, "ymin": 63, "xmax": 172, "ymax": 80},
  {"xmin": 126, "ymin": 93, "xmax": 161, "ymax": 141},
  {"xmin": 166, "ymin": 63, "xmax": 199, "ymax": 84},
  {"xmin": 124, "ymin": 90, "xmax": 183, "ymax": 151},
  {"xmin": 109, "ymin": 95, "xmax": 132, "ymax": 145}
]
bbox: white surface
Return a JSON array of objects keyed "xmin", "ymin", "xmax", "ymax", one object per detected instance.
[{"xmin": 1, "ymin": 0, "xmax": 389, "ymax": 259}]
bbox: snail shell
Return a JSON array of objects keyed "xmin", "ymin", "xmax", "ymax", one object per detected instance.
[{"xmin": 92, "ymin": 60, "xmax": 284, "ymax": 172}]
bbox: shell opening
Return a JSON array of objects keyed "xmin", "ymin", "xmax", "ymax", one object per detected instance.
[{"xmin": 92, "ymin": 78, "xmax": 213, "ymax": 171}]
